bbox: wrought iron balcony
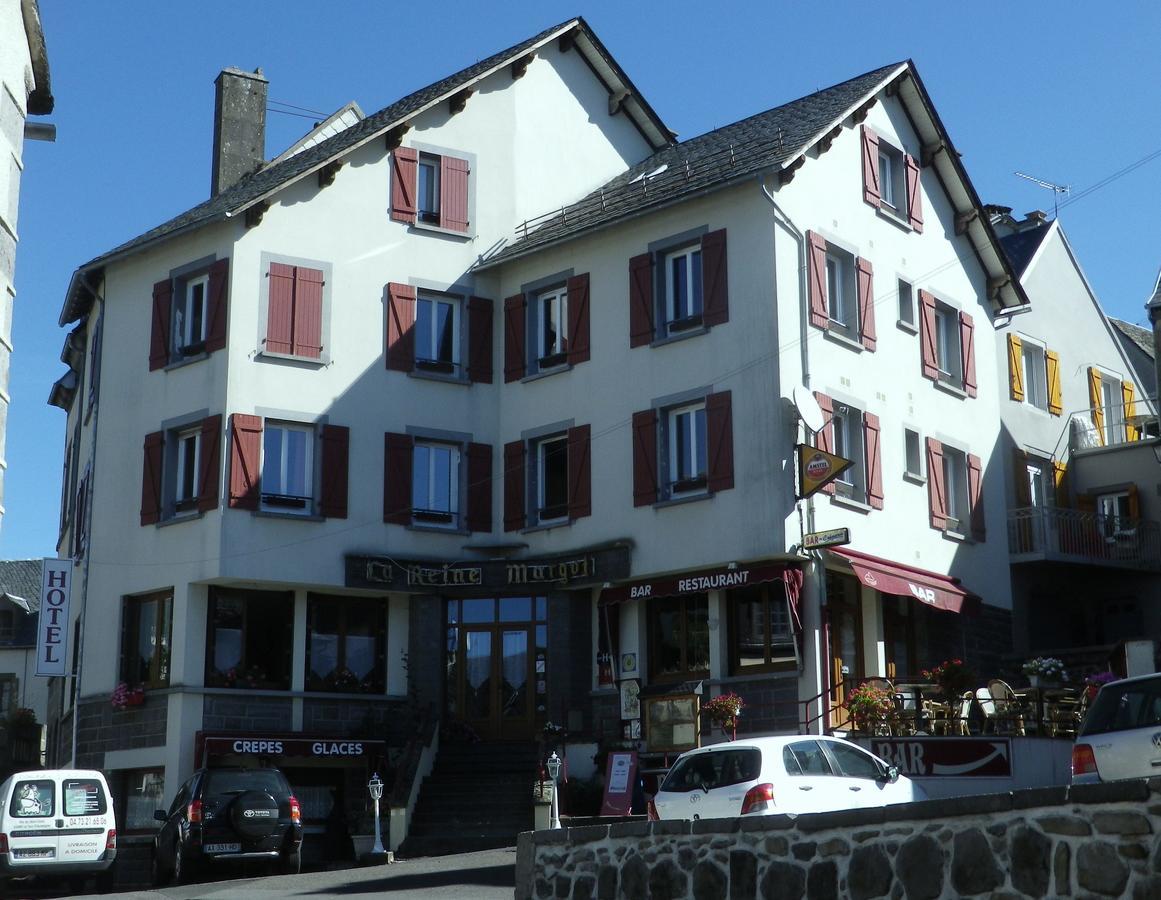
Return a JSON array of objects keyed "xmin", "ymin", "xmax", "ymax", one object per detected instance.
[{"xmin": 1008, "ymin": 507, "xmax": 1161, "ymax": 571}]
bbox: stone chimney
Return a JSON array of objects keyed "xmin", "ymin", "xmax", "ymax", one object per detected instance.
[
  {"xmin": 1019, "ymin": 210, "xmax": 1049, "ymax": 230},
  {"xmin": 211, "ymin": 67, "xmax": 268, "ymax": 197}
]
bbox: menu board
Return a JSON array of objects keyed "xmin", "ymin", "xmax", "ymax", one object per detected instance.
[{"xmin": 644, "ymin": 694, "xmax": 700, "ymax": 752}]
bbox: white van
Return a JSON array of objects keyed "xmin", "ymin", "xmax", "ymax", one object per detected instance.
[{"xmin": 0, "ymin": 769, "xmax": 116, "ymax": 889}]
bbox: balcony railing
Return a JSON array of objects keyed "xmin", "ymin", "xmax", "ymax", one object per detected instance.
[{"xmin": 1008, "ymin": 506, "xmax": 1161, "ymax": 571}]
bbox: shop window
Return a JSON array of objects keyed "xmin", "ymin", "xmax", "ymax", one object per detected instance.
[
  {"xmin": 205, "ymin": 588, "xmax": 293, "ymax": 690},
  {"xmin": 729, "ymin": 583, "xmax": 796, "ymax": 675},
  {"xmin": 882, "ymin": 595, "xmax": 916, "ymax": 682},
  {"xmin": 119, "ymin": 769, "xmax": 165, "ymax": 833},
  {"xmin": 306, "ymin": 595, "xmax": 387, "ymax": 693},
  {"xmin": 120, "ymin": 589, "xmax": 173, "ymax": 688},
  {"xmin": 648, "ymin": 594, "xmax": 709, "ymax": 683}
]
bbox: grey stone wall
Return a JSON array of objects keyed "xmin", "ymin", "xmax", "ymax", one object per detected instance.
[
  {"xmin": 549, "ymin": 591, "xmax": 593, "ymax": 733},
  {"xmin": 302, "ymin": 696, "xmax": 412, "ymax": 743},
  {"xmin": 202, "ymin": 693, "xmax": 292, "ymax": 732},
  {"xmin": 74, "ymin": 695, "xmax": 168, "ymax": 768},
  {"xmin": 517, "ymin": 779, "xmax": 1161, "ymax": 899},
  {"xmin": 407, "ymin": 594, "xmax": 444, "ymax": 711}
]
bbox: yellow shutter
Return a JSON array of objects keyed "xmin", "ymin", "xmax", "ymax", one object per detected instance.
[
  {"xmin": 1123, "ymin": 381, "xmax": 1138, "ymax": 442},
  {"xmin": 1052, "ymin": 459, "xmax": 1068, "ymax": 508},
  {"xmin": 1088, "ymin": 367, "xmax": 1104, "ymax": 445},
  {"xmin": 1046, "ymin": 349, "xmax": 1062, "ymax": 415},
  {"xmin": 1128, "ymin": 484, "xmax": 1140, "ymax": 521},
  {"xmin": 1008, "ymin": 334, "xmax": 1024, "ymax": 402}
]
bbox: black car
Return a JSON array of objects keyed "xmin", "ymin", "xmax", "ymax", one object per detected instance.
[{"xmin": 152, "ymin": 766, "xmax": 303, "ymax": 884}]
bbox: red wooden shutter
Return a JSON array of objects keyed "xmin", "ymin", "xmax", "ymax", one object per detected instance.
[
  {"xmin": 701, "ymin": 229, "xmax": 729, "ymax": 327},
  {"xmin": 629, "ymin": 253, "xmax": 654, "ymax": 347},
  {"xmin": 864, "ymin": 412, "xmax": 883, "ymax": 510},
  {"xmin": 807, "ymin": 231, "xmax": 828, "ymax": 329},
  {"xmin": 968, "ymin": 452, "xmax": 985, "ymax": 541},
  {"xmin": 466, "ymin": 442, "xmax": 492, "ymax": 532},
  {"xmin": 319, "ymin": 424, "xmax": 350, "ymax": 519},
  {"xmin": 814, "ymin": 392, "xmax": 835, "ymax": 495},
  {"xmin": 383, "ymin": 432, "xmax": 413, "ymax": 525},
  {"xmin": 566, "ymin": 273, "xmax": 591, "ymax": 364},
  {"xmin": 960, "ymin": 311, "xmax": 977, "ymax": 397},
  {"xmin": 861, "ymin": 125, "xmax": 881, "ymax": 208},
  {"xmin": 632, "ymin": 409, "xmax": 658, "ymax": 507},
  {"xmin": 74, "ymin": 474, "xmax": 88, "ymax": 557},
  {"xmin": 467, "ymin": 296, "xmax": 494, "ymax": 383},
  {"xmin": 503, "ymin": 440, "xmax": 526, "ymax": 532},
  {"xmin": 503, "ymin": 294, "xmax": 526, "ymax": 382},
  {"xmin": 926, "ymin": 438, "xmax": 946, "ymax": 530},
  {"xmin": 440, "ymin": 155, "xmax": 470, "ymax": 233},
  {"xmin": 567, "ymin": 424, "xmax": 592, "ymax": 520},
  {"xmin": 150, "ymin": 278, "xmax": 173, "ymax": 371},
  {"xmin": 386, "ymin": 282, "xmax": 416, "ymax": 371},
  {"xmin": 140, "ymin": 431, "xmax": 164, "ymax": 525},
  {"xmin": 856, "ymin": 256, "xmax": 876, "ymax": 351},
  {"xmin": 706, "ymin": 391, "xmax": 734, "ymax": 493},
  {"xmin": 197, "ymin": 414, "xmax": 222, "ymax": 513},
  {"xmin": 205, "ymin": 258, "xmax": 229, "ymax": 353},
  {"xmin": 266, "ymin": 263, "xmax": 296, "ymax": 355},
  {"xmin": 904, "ymin": 154, "xmax": 924, "ymax": 232},
  {"xmin": 228, "ymin": 414, "xmax": 263, "ymax": 510},
  {"xmin": 294, "ymin": 267, "xmax": 324, "ymax": 359},
  {"xmin": 918, "ymin": 290, "xmax": 938, "ymax": 380},
  {"xmin": 390, "ymin": 147, "xmax": 418, "ymax": 223}
]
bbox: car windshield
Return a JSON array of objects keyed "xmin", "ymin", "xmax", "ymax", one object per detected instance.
[
  {"xmin": 204, "ymin": 769, "xmax": 287, "ymax": 795},
  {"xmin": 1081, "ymin": 680, "xmax": 1161, "ymax": 736},
  {"xmin": 660, "ymin": 749, "xmax": 760, "ymax": 793}
]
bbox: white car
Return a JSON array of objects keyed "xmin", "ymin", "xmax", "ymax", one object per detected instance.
[
  {"xmin": 652, "ymin": 735, "xmax": 926, "ymax": 820},
  {"xmin": 1072, "ymin": 673, "xmax": 1161, "ymax": 783}
]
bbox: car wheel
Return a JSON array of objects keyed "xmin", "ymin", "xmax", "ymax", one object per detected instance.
[
  {"xmin": 279, "ymin": 842, "xmax": 301, "ymax": 875},
  {"xmin": 151, "ymin": 847, "xmax": 168, "ymax": 887},
  {"xmin": 173, "ymin": 839, "xmax": 191, "ymax": 885}
]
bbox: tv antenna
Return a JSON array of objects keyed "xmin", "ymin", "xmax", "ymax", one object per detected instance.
[{"xmin": 1014, "ymin": 171, "xmax": 1070, "ymax": 218}]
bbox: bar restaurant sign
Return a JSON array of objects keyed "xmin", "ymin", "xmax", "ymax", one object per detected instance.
[{"xmin": 345, "ymin": 545, "xmax": 630, "ymax": 593}]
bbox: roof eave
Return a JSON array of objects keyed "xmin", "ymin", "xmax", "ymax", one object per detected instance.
[{"xmin": 20, "ymin": 0, "xmax": 53, "ymax": 115}]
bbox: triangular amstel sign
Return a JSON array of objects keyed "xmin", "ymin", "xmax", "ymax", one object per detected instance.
[{"xmin": 796, "ymin": 444, "xmax": 855, "ymax": 499}]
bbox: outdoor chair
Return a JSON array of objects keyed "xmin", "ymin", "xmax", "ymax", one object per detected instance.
[
  {"xmin": 976, "ymin": 687, "xmax": 996, "ymax": 733},
  {"xmin": 987, "ymin": 679, "xmax": 1027, "ymax": 736}
]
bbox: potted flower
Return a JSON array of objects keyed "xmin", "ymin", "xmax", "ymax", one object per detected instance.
[
  {"xmin": 1022, "ymin": 657, "xmax": 1068, "ymax": 688},
  {"xmin": 1083, "ymin": 670, "xmax": 1118, "ymax": 701},
  {"xmin": 846, "ymin": 682, "xmax": 894, "ymax": 734},
  {"xmin": 921, "ymin": 659, "xmax": 974, "ymax": 698},
  {"xmin": 702, "ymin": 692, "xmax": 745, "ymax": 740},
  {"xmin": 110, "ymin": 682, "xmax": 145, "ymax": 709}
]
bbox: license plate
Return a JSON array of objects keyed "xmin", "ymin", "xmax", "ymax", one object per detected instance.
[
  {"xmin": 204, "ymin": 842, "xmax": 241, "ymax": 853},
  {"xmin": 14, "ymin": 848, "xmax": 54, "ymax": 859}
]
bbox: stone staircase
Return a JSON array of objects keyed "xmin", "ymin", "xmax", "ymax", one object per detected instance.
[{"xmin": 398, "ymin": 740, "xmax": 539, "ymax": 857}]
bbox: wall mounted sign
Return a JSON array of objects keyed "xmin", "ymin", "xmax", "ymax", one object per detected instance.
[
  {"xmin": 201, "ymin": 735, "xmax": 387, "ymax": 761},
  {"xmin": 35, "ymin": 559, "xmax": 72, "ymax": 677},
  {"xmin": 803, "ymin": 527, "xmax": 851, "ymax": 550},
  {"xmin": 345, "ymin": 545, "xmax": 630, "ymax": 594},
  {"xmin": 796, "ymin": 444, "xmax": 854, "ymax": 499},
  {"xmin": 620, "ymin": 679, "xmax": 641, "ymax": 719},
  {"xmin": 868, "ymin": 738, "xmax": 1012, "ymax": 778},
  {"xmin": 599, "ymin": 561, "xmax": 797, "ymax": 606}
]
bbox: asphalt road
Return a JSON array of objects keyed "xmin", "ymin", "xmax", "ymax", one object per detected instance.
[{"xmin": 6, "ymin": 848, "xmax": 518, "ymax": 900}]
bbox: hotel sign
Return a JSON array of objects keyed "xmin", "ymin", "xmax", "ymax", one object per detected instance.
[
  {"xmin": 36, "ymin": 559, "xmax": 72, "ymax": 677},
  {"xmin": 345, "ymin": 545, "xmax": 630, "ymax": 593}
]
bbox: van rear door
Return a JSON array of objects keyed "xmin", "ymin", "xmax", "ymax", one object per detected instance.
[
  {"xmin": 5, "ymin": 776, "xmax": 60, "ymax": 869},
  {"xmin": 58, "ymin": 776, "xmax": 111, "ymax": 863}
]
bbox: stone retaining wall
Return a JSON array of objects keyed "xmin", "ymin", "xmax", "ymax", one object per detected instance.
[{"xmin": 516, "ymin": 779, "xmax": 1161, "ymax": 899}]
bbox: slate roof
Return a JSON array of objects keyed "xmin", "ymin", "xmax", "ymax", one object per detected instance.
[
  {"xmin": 62, "ymin": 16, "xmax": 671, "ymax": 325},
  {"xmin": 1111, "ymin": 318, "xmax": 1154, "ymax": 359},
  {"xmin": 0, "ymin": 560, "xmax": 42, "ymax": 613},
  {"xmin": 478, "ymin": 62, "xmax": 905, "ymax": 267},
  {"xmin": 997, "ymin": 224, "xmax": 1051, "ymax": 279}
]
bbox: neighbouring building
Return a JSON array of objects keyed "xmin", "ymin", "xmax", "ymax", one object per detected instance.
[
  {"xmin": 47, "ymin": 17, "xmax": 1036, "ymax": 857},
  {"xmin": 989, "ymin": 208, "xmax": 1160, "ymax": 672},
  {"xmin": 0, "ymin": 0, "xmax": 54, "ymax": 535},
  {"xmin": 0, "ymin": 559, "xmax": 48, "ymax": 778}
]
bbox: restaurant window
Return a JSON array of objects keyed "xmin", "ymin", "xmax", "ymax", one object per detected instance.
[
  {"xmin": 120, "ymin": 589, "xmax": 173, "ymax": 688},
  {"xmin": 882, "ymin": 595, "xmax": 916, "ymax": 682},
  {"xmin": 826, "ymin": 570, "xmax": 863, "ymax": 686},
  {"xmin": 648, "ymin": 594, "xmax": 709, "ymax": 682},
  {"xmin": 205, "ymin": 588, "xmax": 293, "ymax": 690},
  {"xmin": 119, "ymin": 769, "xmax": 165, "ymax": 833},
  {"xmin": 729, "ymin": 582, "xmax": 797, "ymax": 675},
  {"xmin": 306, "ymin": 595, "xmax": 387, "ymax": 693}
]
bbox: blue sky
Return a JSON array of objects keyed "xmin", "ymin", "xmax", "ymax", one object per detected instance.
[{"xmin": 5, "ymin": 2, "xmax": 1161, "ymax": 559}]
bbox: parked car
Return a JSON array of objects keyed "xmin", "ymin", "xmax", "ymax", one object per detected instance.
[
  {"xmin": 1072, "ymin": 673, "xmax": 1161, "ymax": 784},
  {"xmin": 651, "ymin": 735, "xmax": 926, "ymax": 820},
  {"xmin": 152, "ymin": 766, "xmax": 303, "ymax": 884},
  {"xmin": 0, "ymin": 768, "xmax": 117, "ymax": 893}
]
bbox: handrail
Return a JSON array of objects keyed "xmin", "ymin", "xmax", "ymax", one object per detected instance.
[{"xmin": 1008, "ymin": 506, "xmax": 1161, "ymax": 570}]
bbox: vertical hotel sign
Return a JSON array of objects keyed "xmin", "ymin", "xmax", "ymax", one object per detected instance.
[{"xmin": 36, "ymin": 559, "xmax": 72, "ymax": 676}]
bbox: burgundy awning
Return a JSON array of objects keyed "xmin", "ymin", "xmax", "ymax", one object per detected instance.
[
  {"xmin": 830, "ymin": 547, "xmax": 979, "ymax": 615},
  {"xmin": 599, "ymin": 561, "xmax": 803, "ymax": 628}
]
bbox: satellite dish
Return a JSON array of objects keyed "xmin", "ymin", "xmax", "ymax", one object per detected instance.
[{"xmin": 792, "ymin": 385, "xmax": 826, "ymax": 434}]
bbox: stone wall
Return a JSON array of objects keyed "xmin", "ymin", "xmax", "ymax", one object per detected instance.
[
  {"xmin": 516, "ymin": 779, "xmax": 1161, "ymax": 899},
  {"xmin": 74, "ymin": 694, "xmax": 167, "ymax": 768},
  {"xmin": 202, "ymin": 693, "xmax": 293, "ymax": 732}
]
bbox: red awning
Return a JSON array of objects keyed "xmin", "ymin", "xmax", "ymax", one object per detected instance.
[{"xmin": 829, "ymin": 547, "xmax": 980, "ymax": 615}]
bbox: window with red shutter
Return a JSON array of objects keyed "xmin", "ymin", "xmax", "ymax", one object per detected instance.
[
  {"xmin": 229, "ymin": 414, "xmax": 263, "ymax": 510},
  {"xmin": 205, "ymin": 258, "xmax": 230, "ymax": 352},
  {"xmin": 856, "ymin": 257, "xmax": 876, "ymax": 351},
  {"xmin": 504, "ymin": 294, "xmax": 526, "ymax": 382},
  {"xmin": 140, "ymin": 432, "xmax": 164, "ymax": 525},
  {"xmin": 861, "ymin": 125, "xmax": 881, "ymax": 208},
  {"xmin": 967, "ymin": 453, "xmax": 985, "ymax": 541},
  {"xmin": 706, "ymin": 391, "xmax": 734, "ymax": 493},
  {"xmin": 503, "ymin": 440, "xmax": 526, "ymax": 531},
  {"xmin": 263, "ymin": 261, "xmax": 327, "ymax": 361},
  {"xmin": 390, "ymin": 147, "xmax": 417, "ymax": 224},
  {"xmin": 391, "ymin": 146, "xmax": 472, "ymax": 234},
  {"xmin": 467, "ymin": 296, "xmax": 494, "ymax": 384},
  {"xmin": 630, "ymin": 228, "xmax": 729, "ymax": 348},
  {"xmin": 566, "ymin": 273, "xmax": 590, "ymax": 365},
  {"xmin": 198, "ymin": 415, "xmax": 222, "ymax": 513},
  {"xmin": 151, "ymin": 259, "xmax": 231, "ymax": 370},
  {"xmin": 567, "ymin": 425, "xmax": 591, "ymax": 520},
  {"xmin": 960, "ymin": 311, "xmax": 977, "ymax": 398},
  {"xmin": 864, "ymin": 412, "xmax": 883, "ymax": 510},
  {"xmin": 629, "ymin": 253, "xmax": 654, "ymax": 348},
  {"xmin": 701, "ymin": 229, "xmax": 729, "ymax": 327},
  {"xmin": 440, "ymin": 155, "xmax": 470, "ymax": 233},
  {"xmin": 632, "ymin": 409, "xmax": 658, "ymax": 506},
  {"xmin": 918, "ymin": 290, "xmax": 938, "ymax": 381},
  {"xmin": 319, "ymin": 424, "xmax": 350, "ymax": 519},
  {"xmin": 387, "ymin": 283, "xmax": 417, "ymax": 372},
  {"xmin": 806, "ymin": 232, "xmax": 828, "ymax": 330},
  {"xmin": 466, "ymin": 442, "xmax": 493, "ymax": 532},
  {"xmin": 904, "ymin": 154, "xmax": 924, "ymax": 232},
  {"xmin": 926, "ymin": 438, "xmax": 946, "ymax": 530},
  {"xmin": 149, "ymin": 279, "xmax": 173, "ymax": 371},
  {"xmin": 384, "ymin": 433, "xmax": 413, "ymax": 525},
  {"xmin": 813, "ymin": 392, "xmax": 836, "ymax": 496}
]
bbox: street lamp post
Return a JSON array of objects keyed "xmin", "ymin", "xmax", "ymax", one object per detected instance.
[
  {"xmin": 546, "ymin": 752, "xmax": 562, "ymax": 829},
  {"xmin": 368, "ymin": 772, "xmax": 385, "ymax": 855}
]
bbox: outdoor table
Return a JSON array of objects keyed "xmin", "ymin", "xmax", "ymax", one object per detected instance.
[
  {"xmin": 893, "ymin": 683, "xmax": 945, "ymax": 734},
  {"xmin": 1013, "ymin": 685, "xmax": 1081, "ymax": 735}
]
